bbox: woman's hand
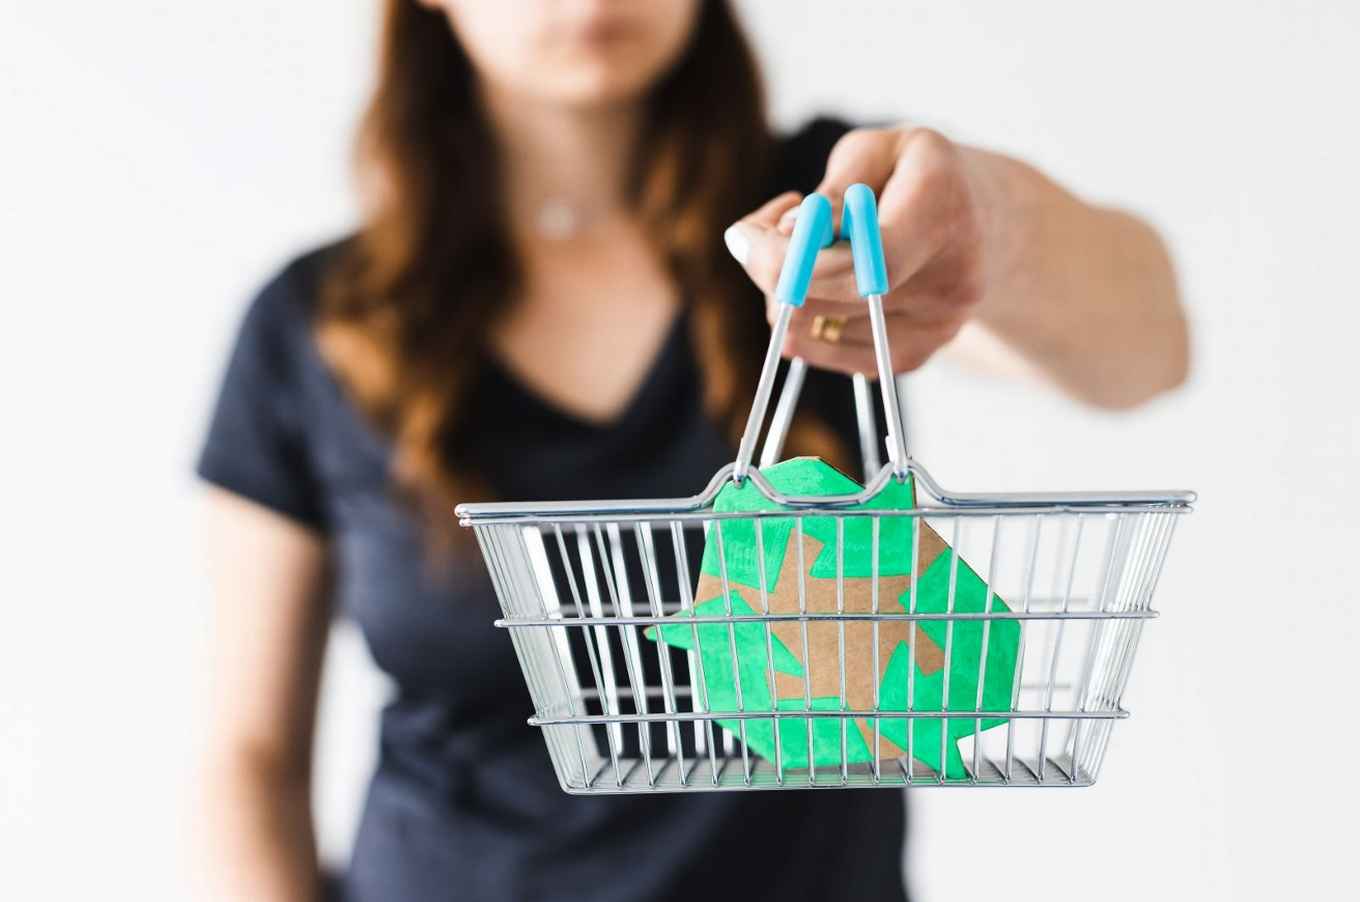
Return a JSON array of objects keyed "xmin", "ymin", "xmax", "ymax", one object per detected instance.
[
  {"xmin": 724, "ymin": 125, "xmax": 1189, "ymax": 408},
  {"xmin": 724, "ymin": 126, "xmax": 995, "ymax": 377}
]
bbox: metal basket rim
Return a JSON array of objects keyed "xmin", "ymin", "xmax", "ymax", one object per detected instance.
[{"xmin": 457, "ymin": 459, "xmax": 1195, "ymax": 525}]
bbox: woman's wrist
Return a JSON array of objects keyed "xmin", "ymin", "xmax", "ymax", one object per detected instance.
[
  {"xmin": 961, "ymin": 148, "xmax": 1049, "ymax": 331},
  {"xmin": 964, "ymin": 148, "xmax": 1099, "ymax": 360}
]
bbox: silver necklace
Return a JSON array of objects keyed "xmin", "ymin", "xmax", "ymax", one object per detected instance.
[{"xmin": 534, "ymin": 198, "xmax": 599, "ymax": 241}]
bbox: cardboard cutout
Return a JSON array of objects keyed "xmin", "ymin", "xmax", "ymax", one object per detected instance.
[{"xmin": 649, "ymin": 457, "xmax": 1021, "ymax": 778}]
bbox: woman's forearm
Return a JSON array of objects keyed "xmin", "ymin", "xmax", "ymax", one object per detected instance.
[
  {"xmin": 203, "ymin": 752, "xmax": 320, "ymax": 902},
  {"xmin": 200, "ymin": 490, "xmax": 331, "ymax": 902},
  {"xmin": 967, "ymin": 149, "xmax": 1189, "ymax": 408}
]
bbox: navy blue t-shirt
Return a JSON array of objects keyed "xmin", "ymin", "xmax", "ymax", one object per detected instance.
[{"xmin": 198, "ymin": 119, "xmax": 909, "ymax": 902}]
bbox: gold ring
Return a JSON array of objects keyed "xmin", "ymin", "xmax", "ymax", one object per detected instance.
[{"xmin": 810, "ymin": 314, "xmax": 846, "ymax": 344}]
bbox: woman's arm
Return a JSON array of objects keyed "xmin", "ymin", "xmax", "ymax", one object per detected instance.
[
  {"xmin": 725, "ymin": 127, "xmax": 1188, "ymax": 408},
  {"xmin": 199, "ymin": 487, "xmax": 330, "ymax": 902},
  {"xmin": 956, "ymin": 148, "xmax": 1188, "ymax": 408}
]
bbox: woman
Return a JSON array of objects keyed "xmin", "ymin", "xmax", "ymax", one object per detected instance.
[{"xmin": 197, "ymin": 1, "xmax": 1188, "ymax": 900}]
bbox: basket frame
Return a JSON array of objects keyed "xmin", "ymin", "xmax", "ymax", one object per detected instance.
[{"xmin": 460, "ymin": 460, "xmax": 1191, "ymax": 793}]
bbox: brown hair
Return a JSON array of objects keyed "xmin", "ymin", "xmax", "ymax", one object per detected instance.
[{"xmin": 318, "ymin": 0, "xmax": 849, "ymax": 536}]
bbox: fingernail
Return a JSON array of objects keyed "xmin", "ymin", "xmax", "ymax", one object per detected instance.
[
  {"xmin": 723, "ymin": 224, "xmax": 752, "ymax": 266},
  {"xmin": 777, "ymin": 207, "xmax": 799, "ymax": 235}
]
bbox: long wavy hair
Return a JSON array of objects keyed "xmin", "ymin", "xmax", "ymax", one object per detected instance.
[{"xmin": 318, "ymin": 0, "xmax": 849, "ymax": 539}]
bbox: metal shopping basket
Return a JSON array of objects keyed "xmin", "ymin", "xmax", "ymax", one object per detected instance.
[{"xmin": 457, "ymin": 186, "xmax": 1194, "ymax": 793}]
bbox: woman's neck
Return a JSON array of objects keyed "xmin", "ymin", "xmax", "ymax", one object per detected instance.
[{"xmin": 479, "ymin": 84, "xmax": 644, "ymax": 236}]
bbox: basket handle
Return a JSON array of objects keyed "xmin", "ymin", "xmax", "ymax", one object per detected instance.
[
  {"xmin": 841, "ymin": 183, "xmax": 889, "ymax": 295},
  {"xmin": 736, "ymin": 185, "xmax": 910, "ymax": 483},
  {"xmin": 773, "ymin": 193, "xmax": 835, "ymax": 307}
]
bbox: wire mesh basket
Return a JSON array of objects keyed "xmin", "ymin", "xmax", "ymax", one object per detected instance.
[{"xmin": 458, "ymin": 188, "xmax": 1193, "ymax": 793}]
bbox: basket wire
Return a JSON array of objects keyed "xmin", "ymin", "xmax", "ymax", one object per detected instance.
[{"xmin": 464, "ymin": 486, "xmax": 1185, "ymax": 793}]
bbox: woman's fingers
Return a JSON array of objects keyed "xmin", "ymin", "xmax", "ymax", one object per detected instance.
[
  {"xmin": 723, "ymin": 192, "xmax": 802, "ymax": 292},
  {"xmin": 790, "ymin": 128, "xmax": 975, "ymax": 297},
  {"xmin": 728, "ymin": 215, "xmax": 867, "ymax": 301},
  {"xmin": 776, "ymin": 308, "xmax": 961, "ymax": 376},
  {"xmin": 874, "ymin": 128, "xmax": 975, "ymax": 292},
  {"xmin": 729, "ymin": 126, "xmax": 982, "ymax": 375},
  {"xmin": 748, "ymin": 191, "xmax": 804, "ymax": 228},
  {"xmin": 762, "ymin": 292, "xmax": 963, "ymax": 376},
  {"xmin": 773, "ymin": 290, "xmax": 966, "ymax": 325},
  {"xmin": 807, "ymin": 127, "xmax": 904, "ymax": 231},
  {"xmin": 730, "ymin": 127, "xmax": 985, "ymax": 379},
  {"xmin": 727, "ymin": 154, "xmax": 924, "ymax": 303}
]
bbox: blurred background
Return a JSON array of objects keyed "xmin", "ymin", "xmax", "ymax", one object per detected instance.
[{"xmin": 1, "ymin": 1, "xmax": 1355, "ymax": 898}]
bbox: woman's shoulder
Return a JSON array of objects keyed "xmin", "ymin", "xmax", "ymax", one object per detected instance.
[
  {"xmin": 231, "ymin": 236, "xmax": 355, "ymax": 356},
  {"xmin": 197, "ymin": 237, "xmax": 359, "ymax": 529},
  {"xmin": 772, "ymin": 116, "xmax": 855, "ymax": 194},
  {"xmin": 246, "ymin": 237, "xmax": 352, "ymax": 323}
]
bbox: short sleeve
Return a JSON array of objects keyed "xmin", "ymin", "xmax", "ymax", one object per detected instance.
[{"xmin": 196, "ymin": 265, "xmax": 327, "ymax": 530}]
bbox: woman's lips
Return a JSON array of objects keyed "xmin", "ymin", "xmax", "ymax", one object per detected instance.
[{"xmin": 572, "ymin": 17, "xmax": 642, "ymax": 49}]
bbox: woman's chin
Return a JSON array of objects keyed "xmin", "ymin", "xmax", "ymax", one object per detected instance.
[{"xmin": 531, "ymin": 66, "xmax": 663, "ymax": 109}]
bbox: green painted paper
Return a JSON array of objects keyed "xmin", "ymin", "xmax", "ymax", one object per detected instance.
[{"xmin": 647, "ymin": 457, "xmax": 1021, "ymax": 779}]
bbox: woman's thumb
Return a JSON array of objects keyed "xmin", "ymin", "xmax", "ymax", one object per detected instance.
[
  {"xmin": 724, "ymin": 220, "xmax": 791, "ymax": 294},
  {"xmin": 723, "ymin": 191, "xmax": 802, "ymax": 292},
  {"xmin": 723, "ymin": 222, "xmax": 757, "ymax": 267}
]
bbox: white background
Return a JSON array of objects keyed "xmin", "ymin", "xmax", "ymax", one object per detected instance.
[{"xmin": 2, "ymin": 1, "xmax": 1356, "ymax": 899}]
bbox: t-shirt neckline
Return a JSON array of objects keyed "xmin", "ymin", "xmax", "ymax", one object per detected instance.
[{"xmin": 477, "ymin": 307, "xmax": 691, "ymax": 435}]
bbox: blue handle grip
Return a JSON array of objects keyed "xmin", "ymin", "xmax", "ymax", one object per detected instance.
[
  {"xmin": 773, "ymin": 194, "xmax": 833, "ymax": 307},
  {"xmin": 840, "ymin": 183, "xmax": 889, "ymax": 297},
  {"xmin": 773, "ymin": 186, "xmax": 888, "ymax": 305}
]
